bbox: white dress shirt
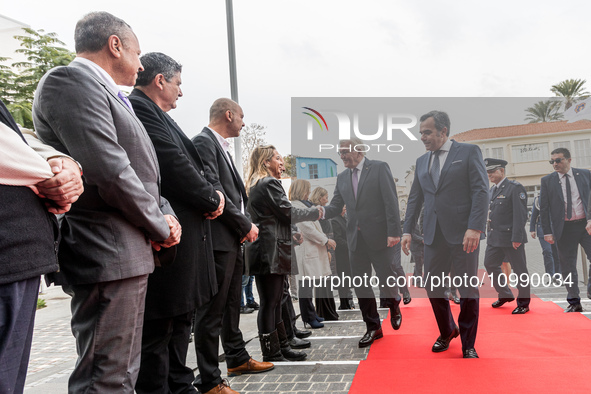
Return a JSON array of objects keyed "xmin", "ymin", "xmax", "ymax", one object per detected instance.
[
  {"xmin": 207, "ymin": 127, "xmax": 244, "ymax": 213},
  {"xmin": 560, "ymin": 169, "xmax": 586, "ymax": 220},
  {"xmin": 428, "ymin": 138, "xmax": 453, "ymax": 174}
]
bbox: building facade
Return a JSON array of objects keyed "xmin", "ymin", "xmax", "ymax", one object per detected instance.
[{"xmin": 452, "ymin": 120, "xmax": 591, "ymax": 203}]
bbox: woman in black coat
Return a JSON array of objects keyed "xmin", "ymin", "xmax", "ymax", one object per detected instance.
[{"xmin": 245, "ymin": 145, "xmax": 320, "ymax": 362}]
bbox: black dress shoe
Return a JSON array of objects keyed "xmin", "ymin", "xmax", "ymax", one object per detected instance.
[
  {"xmin": 246, "ymin": 301, "xmax": 260, "ymax": 310},
  {"xmin": 358, "ymin": 328, "xmax": 383, "ymax": 348},
  {"xmin": 288, "ymin": 337, "xmax": 311, "ymax": 349},
  {"xmin": 565, "ymin": 303, "xmax": 583, "ymax": 313},
  {"xmin": 463, "ymin": 348, "xmax": 479, "ymax": 358},
  {"xmin": 295, "ymin": 328, "xmax": 311, "ymax": 339},
  {"xmin": 432, "ymin": 326, "xmax": 459, "ymax": 352},
  {"xmin": 512, "ymin": 306, "xmax": 529, "ymax": 314},
  {"xmin": 390, "ymin": 306, "xmax": 402, "ymax": 330},
  {"xmin": 491, "ymin": 297, "xmax": 515, "ymax": 308},
  {"xmin": 240, "ymin": 306, "xmax": 254, "ymax": 314},
  {"xmin": 403, "ymin": 292, "xmax": 412, "ymax": 305}
]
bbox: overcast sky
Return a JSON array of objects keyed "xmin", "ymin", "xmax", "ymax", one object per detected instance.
[{"xmin": 3, "ymin": 0, "xmax": 590, "ymax": 176}]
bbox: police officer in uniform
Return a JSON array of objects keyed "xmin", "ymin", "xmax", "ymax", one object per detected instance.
[{"xmin": 483, "ymin": 158, "xmax": 531, "ymax": 314}]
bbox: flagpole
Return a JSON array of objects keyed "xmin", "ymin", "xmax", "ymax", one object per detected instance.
[{"xmin": 226, "ymin": 0, "xmax": 242, "ymax": 175}]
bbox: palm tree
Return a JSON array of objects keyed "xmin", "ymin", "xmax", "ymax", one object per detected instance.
[
  {"xmin": 524, "ymin": 100, "xmax": 564, "ymax": 123},
  {"xmin": 550, "ymin": 78, "xmax": 589, "ymax": 110}
]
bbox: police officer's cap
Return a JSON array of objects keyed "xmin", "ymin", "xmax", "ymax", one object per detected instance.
[{"xmin": 484, "ymin": 158, "xmax": 508, "ymax": 171}]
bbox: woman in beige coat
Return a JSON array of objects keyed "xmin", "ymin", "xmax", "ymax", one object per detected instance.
[{"xmin": 290, "ymin": 180, "xmax": 334, "ymax": 328}]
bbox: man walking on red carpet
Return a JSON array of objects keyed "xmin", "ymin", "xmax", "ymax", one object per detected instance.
[{"xmin": 402, "ymin": 111, "xmax": 488, "ymax": 359}]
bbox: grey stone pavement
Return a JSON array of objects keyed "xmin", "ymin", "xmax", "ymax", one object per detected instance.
[{"xmin": 24, "ymin": 228, "xmax": 591, "ymax": 393}]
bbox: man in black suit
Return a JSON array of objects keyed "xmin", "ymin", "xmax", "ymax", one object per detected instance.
[
  {"xmin": 192, "ymin": 98, "xmax": 274, "ymax": 393},
  {"xmin": 483, "ymin": 158, "xmax": 530, "ymax": 314},
  {"xmin": 401, "ymin": 111, "xmax": 488, "ymax": 359},
  {"xmin": 128, "ymin": 53, "xmax": 228, "ymax": 394},
  {"xmin": 541, "ymin": 147, "xmax": 591, "ymax": 312},
  {"xmin": 323, "ymin": 137, "xmax": 402, "ymax": 348}
]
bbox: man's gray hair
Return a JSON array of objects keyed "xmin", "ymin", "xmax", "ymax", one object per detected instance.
[
  {"xmin": 135, "ymin": 52, "xmax": 182, "ymax": 87},
  {"xmin": 339, "ymin": 137, "xmax": 366, "ymax": 156},
  {"xmin": 75, "ymin": 11, "xmax": 133, "ymax": 54},
  {"xmin": 420, "ymin": 110, "xmax": 451, "ymax": 136}
]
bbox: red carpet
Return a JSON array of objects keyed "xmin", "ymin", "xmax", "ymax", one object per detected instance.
[{"xmin": 350, "ymin": 296, "xmax": 591, "ymax": 393}]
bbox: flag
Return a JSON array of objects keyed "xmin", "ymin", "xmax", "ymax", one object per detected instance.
[{"xmin": 564, "ymin": 97, "xmax": 591, "ymax": 123}]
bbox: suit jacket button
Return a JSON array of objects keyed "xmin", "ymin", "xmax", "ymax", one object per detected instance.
[{"xmin": 201, "ymin": 170, "xmax": 205, "ymax": 176}]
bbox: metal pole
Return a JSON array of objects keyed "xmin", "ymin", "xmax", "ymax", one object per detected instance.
[{"xmin": 225, "ymin": 0, "xmax": 242, "ymax": 176}]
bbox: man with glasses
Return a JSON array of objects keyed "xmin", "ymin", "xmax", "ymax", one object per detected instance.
[
  {"xmin": 483, "ymin": 158, "xmax": 530, "ymax": 314},
  {"xmin": 540, "ymin": 147, "xmax": 591, "ymax": 312},
  {"xmin": 324, "ymin": 138, "xmax": 403, "ymax": 348}
]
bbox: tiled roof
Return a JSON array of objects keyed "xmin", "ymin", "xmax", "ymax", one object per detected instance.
[{"xmin": 452, "ymin": 120, "xmax": 591, "ymax": 142}]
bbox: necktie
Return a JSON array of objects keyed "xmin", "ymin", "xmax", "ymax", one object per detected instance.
[
  {"xmin": 565, "ymin": 174, "xmax": 573, "ymax": 220},
  {"xmin": 352, "ymin": 168, "xmax": 359, "ymax": 199},
  {"xmin": 118, "ymin": 91, "xmax": 132, "ymax": 110},
  {"xmin": 430, "ymin": 150, "xmax": 441, "ymax": 187},
  {"xmin": 491, "ymin": 185, "xmax": 497, "ymax": 198}
]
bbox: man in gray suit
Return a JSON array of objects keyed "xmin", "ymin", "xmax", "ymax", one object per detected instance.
[
  {"xmin": 323, "ymin": 137, "xmax": 403, "ymax": 348},
  {"xmin": 33, "ymin": 12, "xmax": 181, "ymax": 393},
  {"xmin": 541, "ymin": 147, "xmax": 591, "ymax": 312},
  {"xmin": 402, "ymin": 110, "xmax": 488, "ymax": 359}
]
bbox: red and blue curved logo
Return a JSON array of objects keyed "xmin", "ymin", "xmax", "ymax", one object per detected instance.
[{"xmin": 302, "ymin": 107, "xmax": 329, "ymax": 131}]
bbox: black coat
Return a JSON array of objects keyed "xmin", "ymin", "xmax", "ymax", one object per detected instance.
[
  {"xmin": 246, "ymin": 177, "xmax": 319, "ymax": 275},
  {"xmin": 330, "ymin": 214, "xmax": 351, "ymax": 277},
  {"xmin": 486, "ymin": 179, "xmax": 528, "ymax": 247},
  {"xmin": 192, "ymin": 128, "xmax": 252, "ymax": 251},
  {"xmin": 129, "ymin": 89, "xmax": 221, "ymax": 319}
]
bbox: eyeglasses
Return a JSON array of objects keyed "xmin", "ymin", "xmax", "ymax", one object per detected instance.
[
  {"xmin": 337, "ymin": 150, "xmax": 352, "ymax": 157},
  {"xmin": 549, "ymin": 158, "xmax": 566, "ymax": 164}
]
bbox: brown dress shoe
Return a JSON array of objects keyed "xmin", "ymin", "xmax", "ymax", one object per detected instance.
[
  {"xmin": 203, "ymin": 380, "xmax": 239, "ymax": 394},
  {"xmin": 227, "ymin": 357, "xmax": 274, "ymax": 376}
]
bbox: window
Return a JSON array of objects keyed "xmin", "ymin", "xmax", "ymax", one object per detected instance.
[
  {"xmin": 574, "ymin": 139, "xmax": 591, "ymax": 167},
  {"xmin": 491, "ymin": 147, "xmax": 504, "ymax": 160},
  {"xmin": 511, "ymin": 143, "xmax": 549, "ymax": 163},
  {"xmin": 553, "ymin": 141, "xmax": 571, "ymax": 152},
  {"xmin": 309, "ymin": 164, "xmax": 318, "ymax": 179}
]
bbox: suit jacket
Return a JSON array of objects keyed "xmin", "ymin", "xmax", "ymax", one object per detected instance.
[
  {"xmin": 403, "ymin": 140, "xmax": 489, "ymax": 245},
  {"xmin": 324, "ymin": 157, "xmax": 401, "ymax": 251},
  {"xmin": 529, "ymin": 196, "xmax": 544, "ymax": 232},
  {"xmin": 192, "ymin": 128, "xmax": 252, "ymax": 251},
  {"xmin": 540, "ymin": 168, "xmax": 591, "ymax": 240},
  {"xmin": 0, "ymin": 100, "xmax": 58, "ymax": 284},
  {"xmin": 33, "ymin": 61, "xmax": 172, "ymax": 285},
  {"xmin": 409, "ymin": 207, "xmax": 424, "ymax": 254},
  {"xmin": 129, "ymin": 89, "xmax": 221, "ymax": 317},
  {"xmin": 486, "ymin": 179, "xmax": 528, "ymax": 247}
]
